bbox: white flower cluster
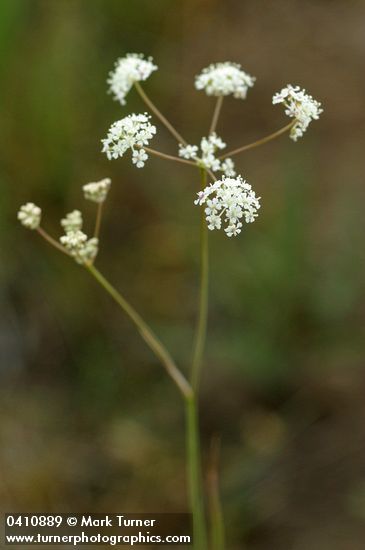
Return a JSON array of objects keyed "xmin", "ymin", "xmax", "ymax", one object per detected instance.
[
  {"xmin": 60, "ymin": 230, "xmax": 98, "ymax": 265},
  {"xmin": 179, "ymin": 133, "xmax": 236, "ymax": 177},
  {"xmin": 17, "ymin": 203, "xmax": 41, "ymax": 229},
  {"xmin": 272, "ymin": 85, "xmax": 323, "ymax": 141},
  {"xmin": 83, "ymin": 178, "xmax": 111, "ymax": 203},
  {"xmin": 102, "ymin": 113, "xmax": 156, "ymax": 167},
  {"xmin": 61, "ymin": 210, "xmax": 83, "ymax": 232},
  {"xmin": 195, "ymin": 62, "xmax": 255, "ymax": 99},
  {"xmin": 194, "ymin": 175, "xmax": 260, "ymax": 237},
  {"xmin": 108, "ymin": 53, "xmax": 157, "ymax": 105}
]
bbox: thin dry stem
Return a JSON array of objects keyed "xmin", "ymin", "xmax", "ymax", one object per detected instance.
[
  {"xmin": 37, "ymin": 227, "xmax": 70, "ymax": 255},
  {"xmin": 144, "ymin": 147, "xmax": 196, "ymax": 167},
  {"xmin": 134, "ymin": 81, "xmax": 187, "ymax": 145},
  {"xmin": 206, "ymin": 168, "xmax": 217, "ymax": 182},
  {"xmin": 86, "ymin": 263, "xmax": 192, "ymax": 400},
  {"xmin": 209, "ymin": 96, "xmax": 223, "ymax": 135},
  {"xmin": 94, "ymin": 202, "xmax": 103, "ymax": 239},
  {"xmin": 220, "ymin": 120, "xmax": 296, "ymax": 159}
]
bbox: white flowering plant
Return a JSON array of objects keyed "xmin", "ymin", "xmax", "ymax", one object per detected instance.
[
  {"xmin": 273, "ymin": 84, "xmax": 323, "ymax": 141},
  {"xmin": 18, "ymin": 52, "xmax": 322, "ymax": 549}
]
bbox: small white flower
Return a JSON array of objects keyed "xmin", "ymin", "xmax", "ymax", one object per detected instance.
[
  {"xmin": 178, "ymin": 133, "xmax": 236, "ymax": 176},
  {"xmin": 132, "ymin": 148, "xmax": 148, "ymax": 168},
  {"xmin": 226, "ymin": 222, "xmax": 243, "ymax": 237},
  {"xmin": 60, "ymin": 230, "xmax": 98, "ymax": 265},
  {"xmin": 221, "ymin": 158, "xmax": 236, "ymax": 177},
  {"xmin": 17, "ymin": 202, "xmax": 41, "ymax": 229},
  {"xmin": 195, "ymin": 175, "xmax": 260, "ymax": 237},
  {"xmin": 179, "ymin": 144, "xmax": 199, "ymax": 160},
  {"xmin": 108, "ymin": 53, "xmax": 157, "ymax": 106},
  {"xmin": 195, "ymin": 62, "xmax": 255, "ymax": 99},
  {"xmin": 83, "ymin": 178, "xmax": 111, "ymax": 203},
  {"xmin": 194, "ymin": 189, "xmax": 210, "ymax": 206},
  {"xmin": 272, "ymin": 84, "xmax": 323, "ymax": 141},
  {"xmin": 102, "ymin": 113, "xmax": 156, "ymax": 167},
  {"xmin": 60, "ymin": 230, "xmax": 87, "ymax": 249},
  {"xmin": 205, "ymin": 197, "xmax": 221, "ymax": 216},
  {"xmin": 202, "ymin": 153, "xmax": 221, "ymax": 172},
  {"xmin": 207, "ymin": 213, "xmax": 222, "ymax": 231},
  {"xmin": 200, "ymin": 134, "xmax": 226, "ymax": 154},
  {"xmin": 208, "ymin": 133, "xmax": 226, "ymax": 150},
  {"xmin": 61, "ymin": 210, "xmax": 83, "ymax": 232},
  {"xmin": 75, "ymin": 237, "xmax": 99, "ymax": 265}
]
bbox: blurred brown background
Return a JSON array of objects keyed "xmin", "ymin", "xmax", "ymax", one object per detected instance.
[{"xmin": 1, "ymin": 0, "xmax": 365, "ymax": 548}]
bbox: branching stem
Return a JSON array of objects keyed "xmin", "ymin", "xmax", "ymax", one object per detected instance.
[
  {"xmin": 86, "ymin": 263, "xmax": 207, "ymax": 548},
  {"xmin": 86, "ymin": 263, "xmax": 192, "ymax": 400}
]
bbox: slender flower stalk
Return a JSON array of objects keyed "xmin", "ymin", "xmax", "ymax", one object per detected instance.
[
  {"xmin": 209, "ymin": 96, "xmax": 224, "ymax": 135},
  {"xmin": 206, "ymin": 168, "xmax": 217, "ymax": 182},
  {"xmin": 134, "ymin": 81, "xmax": 188, "ymax": 145},
  {"xmin": 220, "ymin": 120, "xmax": 296, "ymax": 159},
  {"xmin": 185, "ymin": 169, "xmax": 211, "ymax": 550},
  {"xmin": 86, "ymin": 263, "xmax": 192, "ymax": 399},
  {"xmin": 37, "ymin": 226, "xmax": 70, "ymax": 255},
  {"xmin": 186, "ymin": 394, "xmax": 208, "ymax": 550},
  {"xmin": 191, "ymin": 169, "xmax": 209, "ymax": 391},
  {"xmin": 87, "ymin": 263, "xmax": 207, "ymax": 548},
  {"xmin": 94, "ymin": 203, "xmax": 103, "ymax": 239},
  {"xmin": 208, "ymin": 436, "xmax": 225, "ymax": 550},
  {"xmin": 144, "ymin": 147, "xmax": 196, "ymax": 166}
]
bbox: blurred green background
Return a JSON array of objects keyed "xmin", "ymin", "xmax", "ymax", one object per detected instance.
[{"xmin": 1, "ymin": 0, "xmax": 365, "ymax": 548}]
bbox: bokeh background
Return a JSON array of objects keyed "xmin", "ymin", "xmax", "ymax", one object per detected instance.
[{"xmin": 1, "ymin": 0, "xmax": 365, "ymax": 548}]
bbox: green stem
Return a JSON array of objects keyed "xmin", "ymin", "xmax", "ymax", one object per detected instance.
[
  {"xmin": 191, "ymin": 169, "xmax": 209, "ymax": 392},
  {"xmin": 86, "ymin": 263, "xmax": 192, "ymax": 400},
  {"xmin": 186, "ymin": 395, "xmax": 208, "ymax": 549},
  {"xmin": 185, "ymin": 168, "xmax": 210, "ymax": 548},
  {"xmin": 208, "ymin": 436, "xmax": 225, "ymax": 550},
  {"xmin": 86, "ymin": 264, "xmax": 207, "ymax": 547}
]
